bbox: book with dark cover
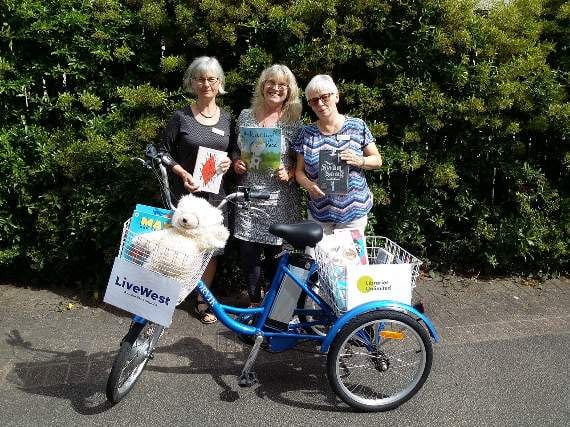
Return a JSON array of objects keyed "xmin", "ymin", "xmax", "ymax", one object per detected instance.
[
  {"xmin": 374, "ymin": 248, "xmax": 395, "ymax": 265},
  {"xmin": 317, "ymin": 150, "xmax": 348, "ymax": 194}
]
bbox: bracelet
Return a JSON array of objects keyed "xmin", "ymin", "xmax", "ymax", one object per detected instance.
[{"xmin": 361, "ymin": 157, "xmax": 366, "ymax": 168}]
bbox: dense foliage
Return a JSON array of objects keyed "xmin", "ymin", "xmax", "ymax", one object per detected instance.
[{"xmin": 1, "ymin": 0, "xmax": 568, "ymax": 289}]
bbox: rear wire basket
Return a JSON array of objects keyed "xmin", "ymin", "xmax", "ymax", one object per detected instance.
[
  {"xmin": 118, "ymin": 219, "xmax": 213, "ymax": 305},
  {"xmin": 315, "ymin": 236, "xmax": 422, "ymax": 316}
]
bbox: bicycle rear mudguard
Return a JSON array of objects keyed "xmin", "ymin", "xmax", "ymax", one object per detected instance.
[{"xmin": 320, "ymin": 300, "xmax": 440, "ymax": 353}]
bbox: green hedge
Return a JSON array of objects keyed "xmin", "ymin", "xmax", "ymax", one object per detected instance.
[{"xmin": 1, "ymin": 0, "xmax": 568, "ymax": 290}]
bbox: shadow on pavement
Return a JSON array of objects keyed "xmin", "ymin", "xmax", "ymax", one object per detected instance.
[
  {"xmin": 6, "ymin": 327, "xmax": 349, "ymax": 413},
  {"xmin": 148, "ymin": 332, "xmax": 349, "ymax": 412},
  {"xmin": 5, "ymin": 329, "xmax": 113, "ymax": 415}
]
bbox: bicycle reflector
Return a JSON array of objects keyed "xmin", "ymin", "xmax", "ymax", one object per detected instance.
[{"xmin": 380, "ymin": 330, "xmax": 406, "ymax": 340}]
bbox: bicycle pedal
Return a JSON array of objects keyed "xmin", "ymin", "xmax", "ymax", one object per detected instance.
[{"xmin": 238, "ymin": 371, "xmax": 258, "ymax": 387}]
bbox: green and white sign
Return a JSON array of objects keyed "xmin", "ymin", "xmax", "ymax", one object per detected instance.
[{"xmin": 346, "ymin": 264, "xmax": 412, "ymax": 310}]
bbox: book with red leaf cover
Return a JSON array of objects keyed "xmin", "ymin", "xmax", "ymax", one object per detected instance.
[{"xmin": 192, "ymin": 146, "xmax": 227, "ymax": 194}]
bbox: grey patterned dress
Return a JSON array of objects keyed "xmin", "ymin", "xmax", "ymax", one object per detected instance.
[{"xmin": 232, "ymin": 109, "xmax": 302, "ymax": 245}]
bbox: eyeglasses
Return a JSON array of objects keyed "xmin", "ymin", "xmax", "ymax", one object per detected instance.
[
  {"xmin": 265, "ymin": 80, "xmax": 288, "ymax": 90},
  {"xmin": 307, "ymin": 93, "xmax": 335, "ymax": 106},
  {"xmin": 193, "ymin": 77, "xmax": 219, "ymax": 86}
]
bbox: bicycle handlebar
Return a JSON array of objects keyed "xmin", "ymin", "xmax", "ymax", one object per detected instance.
[
  {"xmin": 249, "ymin": 191, "xmax": 271, "ymax": 200},
  {"xmin": 216, "ymin": 188, "xmax": 271, "ymax": 211},
  {"xmin": 140, "ymin": 144, "xmax": 271, "ymax": 211}
]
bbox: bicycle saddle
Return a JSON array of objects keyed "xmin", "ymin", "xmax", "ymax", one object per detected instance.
[{"xmin": 269, "ymin": 221, "xmax": 324, "ymax": 249}]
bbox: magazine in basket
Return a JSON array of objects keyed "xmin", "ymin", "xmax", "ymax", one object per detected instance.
[{"xmin": 120, "ymin": 204, "xmax": 173, "ymax": 261}]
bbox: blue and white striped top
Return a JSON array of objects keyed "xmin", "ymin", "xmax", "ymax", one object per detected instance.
[{"xmin": 292, "ymin": 117, "xmax": 375, "ymax": 223}]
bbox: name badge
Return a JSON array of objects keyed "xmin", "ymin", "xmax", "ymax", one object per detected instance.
[
  {"xmin": 336, "ymin": 134, "xmax": 351, "ymax": 141},
  {"xmin": 212, "ymin": 127, "xmax": 225, "ymax": 136}
]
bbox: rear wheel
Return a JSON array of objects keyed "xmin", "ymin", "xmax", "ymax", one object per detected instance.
[
  {"xmin": 106, "ymin": 321, "xmax": 164, "ymax": 404},
  {"xmin": 327, "ymin": 310, "xmax": 432, "ymax": 412}
]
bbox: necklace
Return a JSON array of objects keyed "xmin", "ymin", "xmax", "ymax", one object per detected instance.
[{"xmin": 197, "ymin": 106, "xmax": 217, "ymax": 119}]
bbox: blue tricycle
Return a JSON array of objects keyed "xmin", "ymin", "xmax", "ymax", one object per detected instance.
[{"xmin": 105, "ymin": 145, "xmax": 440, "ymax": 412}]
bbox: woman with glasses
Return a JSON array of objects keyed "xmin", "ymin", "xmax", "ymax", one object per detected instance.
[
  {"xmin": 160, "ymin": 56, "xmax": 235, "ymax": 324},
  {"xmin": 232, "ymin": 64, "xmax": 303, "ymax": 307},
  {"xmin": 293, "ymin": 74, "xmax": 382, "ymax": 236}
]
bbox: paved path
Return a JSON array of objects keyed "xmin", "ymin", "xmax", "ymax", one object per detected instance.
[
  {"xmin": 1, "ymin": 276, "xmax": 568, "ymax": 425},
  {"xmin": 416, "ymin": 276, "xmax": 570, "ymax": 344}
]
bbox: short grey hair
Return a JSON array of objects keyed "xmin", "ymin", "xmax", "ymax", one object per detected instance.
[
  {"xmin": 304, "ymin": 74, "xmax": 338, "ymax": 99},
  {"xmin": 182, "ymin": 56, "xmax": 226, "ymax": 95}
]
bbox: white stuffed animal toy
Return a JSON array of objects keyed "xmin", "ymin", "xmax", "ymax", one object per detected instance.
[{"xmin": 134, "ymin": 194, "xmax": 229, "ymax": 281}]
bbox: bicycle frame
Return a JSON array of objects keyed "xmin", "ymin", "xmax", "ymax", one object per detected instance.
[
  {"xmin": 135, "ymin": 145, "xmax": 440, "ymax": 345},
  {"xmin": 194, "ymin": 251, "xmax": 336, "ymax": 345}
]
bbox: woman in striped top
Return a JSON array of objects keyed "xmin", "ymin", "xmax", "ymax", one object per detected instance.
[{"xmin": 293, "ymin": 74, "xmax": 382, "ymax": 236}]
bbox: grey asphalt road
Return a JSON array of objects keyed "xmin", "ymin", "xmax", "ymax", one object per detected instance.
[{"xmin": 1, "ymin": 277, "xmax": 569, "ymax": 426}]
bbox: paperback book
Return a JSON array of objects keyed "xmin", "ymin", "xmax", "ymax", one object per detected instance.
[
  {"xmin": 317, "ymin": 150, "xmax": 348, "ymax": 195},
  {"xmin": 374, "ymin": 248, "xmax": 395, "ymax": 265},
  {"xmin": 238, "ymin": 127, "xmax": 282, "ymax": 172},
  {"xmin": 333, "ymin": 228, "xmax": 368, "ymax": 265},
  {"xmin": 192, "ymin": 146, "xmax": 227, "ymax": 194}
]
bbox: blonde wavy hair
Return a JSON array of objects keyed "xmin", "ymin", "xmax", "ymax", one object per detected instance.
[{"xmin": 250, "ymin": 64, "xmax": 302, "ymax": 123}]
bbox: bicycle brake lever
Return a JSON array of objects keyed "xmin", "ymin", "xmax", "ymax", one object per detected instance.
[{"xmin": 247, "ymin": 206, "xmax": 271, "ymax": 218}]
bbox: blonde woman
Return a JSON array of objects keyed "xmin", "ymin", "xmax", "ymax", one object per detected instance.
[{"xmin": 232, "ymin": 64, "xmax": 303, "ymax": 306}]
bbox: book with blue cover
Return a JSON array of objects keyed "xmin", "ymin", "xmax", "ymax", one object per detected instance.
[
  {"xmin": 129, "ymin": 206, "xmax": 172, "ymax": 235},
  {"xmin": 134, "ymin": 204, "xmax": 172, "ymax": 217},
  {"xmin": 121, "ymin": 204, "xmax": 173, "ymax": 261},
  {"xmin": 238, "ymin": 127, "xmax": 282, "ymax": 172}
]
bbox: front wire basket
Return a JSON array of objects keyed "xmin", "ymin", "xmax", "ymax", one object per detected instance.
[
  {"xmin": 118, "ymin": 219, "xmax": 214, "ymax": 305},
  {"xmin": 315, "ymin": 236, "xmax": 422, "ymax": 316}
]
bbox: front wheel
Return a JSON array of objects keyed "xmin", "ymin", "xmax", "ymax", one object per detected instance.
[
  {"xmin": 327, "ymin": 310, "xmax": 433, "ymax": 412},
  {"xmin": 106, "ymin": 321, "xmax": 164, "ymax": 404}
]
